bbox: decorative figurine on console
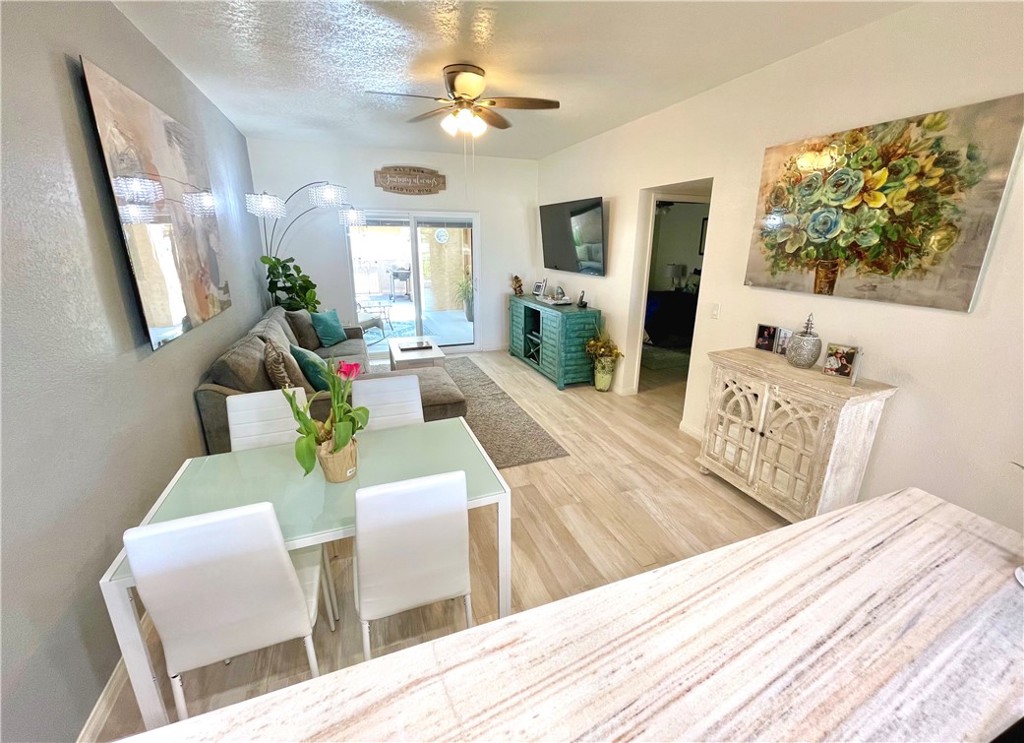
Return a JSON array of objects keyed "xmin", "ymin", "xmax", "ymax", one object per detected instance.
[
  {"xmin": 785, "ymin": 313, "xmax": 823, "ymax": 369},
  {"xmin": 511, "ymin": 275, "xmax": 524, "ymax": 296},
  {"xmin": 577, "ymin": 291, "xmax": 588, "ymax": 308}
]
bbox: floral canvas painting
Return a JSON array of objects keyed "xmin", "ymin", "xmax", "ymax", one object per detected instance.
[
  {"xmin": 83, "ymin": 58, "xmax": 231, "ymax": 349},
  {"xmin": 745, "ymin": 95, "xmax": 1023, "ymax": 311}
]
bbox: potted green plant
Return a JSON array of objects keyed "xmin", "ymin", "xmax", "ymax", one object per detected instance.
[
  {"xmin": 585, "ymin": 331, "xmax": 624, "ymax": 392},
  {"xmin": 282, "ymin": 360, "xmax": 369, "ymax": 482},
  {"xmin": 454, "ymin": 274, "xmax": 474, "ymax": 322},
  {"xmin": 260, "ymin": 255, "xmax": 321, "ymax": 312}
]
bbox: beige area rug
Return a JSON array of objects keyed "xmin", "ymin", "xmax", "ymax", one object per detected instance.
[
  {"xmin": 641, "ymin": 345, "xmax": 691, "ymax": 371},
  {"xmin": 365, "ymin": 356, "xmax": 568, "ymax": 468},
  {"xmin": 444, "ymin": 357, "xmax": 569, "ymax": 469}
]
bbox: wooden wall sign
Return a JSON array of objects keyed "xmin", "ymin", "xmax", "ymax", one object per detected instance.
[{"xmin": 373, "ymin": 166, "xmax": 447, "ymax": 195}]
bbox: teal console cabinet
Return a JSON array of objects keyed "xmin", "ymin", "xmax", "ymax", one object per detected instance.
[{"xmin": 508, "ymin": 294, "xmax": 601, "ymax": 389}]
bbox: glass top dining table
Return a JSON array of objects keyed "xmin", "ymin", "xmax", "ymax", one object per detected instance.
[
  {"xmin": 109, "ymin": 417, "xmax": 506, "ymax": 581},
  {"xmin": 100, "ymin": 416, "xmax": 511, "ymax": 730}
]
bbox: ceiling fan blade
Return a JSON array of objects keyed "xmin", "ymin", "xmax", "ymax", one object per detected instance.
[
  {"xmin": 479, "ymin": 97, "xmax": 560, "ymax": 110},
  {"xmin": 366, "ymin": 91, "xmax": 450, "ymax": 103},
  {"xmin": 473, "ymin": 106, "xmax": 512, "ymax": 130},
  {"xmin": 408, "ymin": 106, "xmax": 453, "ymax": 123}
]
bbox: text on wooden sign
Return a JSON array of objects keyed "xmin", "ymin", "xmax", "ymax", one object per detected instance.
[{"xmin": 373, "ymin": 166, "xmax": 447, "ymax": 195}]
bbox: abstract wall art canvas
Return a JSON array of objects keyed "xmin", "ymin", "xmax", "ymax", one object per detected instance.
[
  {"xmin": 745, "ymin": 94, "xmax": 1023, "ymax": 311},
  {"xmin": 83, "ymin": 58, "xmax": 230, "ymax": 349}
]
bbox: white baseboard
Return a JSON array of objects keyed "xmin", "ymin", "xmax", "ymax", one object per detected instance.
[
  {"xmin": 679, "ymin": 421, "xmax": 703, "ymax": 440},
  {"xmin": 464, "ymin": 343, "xmax": 508, "ymax": 353},
  {"xmin": 77, "ymin": 658, "xmax": 130, "ymax": 743},
  {"xmin": 77, "ymin": 613, "xmax": 157, "ymax": 743}
]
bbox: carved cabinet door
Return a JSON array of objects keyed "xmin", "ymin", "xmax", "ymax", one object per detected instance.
[
  {"xmin": 751, "ymin": 385, "xmax": 838, "ymax": 520},
  {"xmin": 700, "ymin": 349, "xmax": 895, "ymax": 523},
  {"xmin": 702, "ymin": 367, "xmax": 767, "ymax": 480}
]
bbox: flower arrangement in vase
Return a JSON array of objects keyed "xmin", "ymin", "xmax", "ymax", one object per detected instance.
[
  {"xmin": 283, "ymin": 360, "xmax": 369, "ymax": 482},
  {"xmin": 757, "ymin": 111, "xmax": 989, "ymax": 295},
  {"xmin": 585, "ymin": 331, "xmax": 624, "ymax": 392}
]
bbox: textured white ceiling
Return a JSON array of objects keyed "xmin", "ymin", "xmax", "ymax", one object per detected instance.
[{"xmin": 116, "ymin": 1, "xmax": 909, "ymax": 159}]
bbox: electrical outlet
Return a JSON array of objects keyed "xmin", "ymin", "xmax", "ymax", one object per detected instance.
[{"xmin": 711, "ymin": 303, "xmax": 721, "ymax": 319}]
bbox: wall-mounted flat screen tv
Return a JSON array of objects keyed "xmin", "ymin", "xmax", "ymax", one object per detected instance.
[{"xmin": 539, "ymin": 197, "xmax": 605, "ymax": 276}]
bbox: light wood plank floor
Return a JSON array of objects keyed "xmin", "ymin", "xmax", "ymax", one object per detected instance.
[{"xmin": 92, "ymin": 351, "xmax": 786, "ymax": 742}]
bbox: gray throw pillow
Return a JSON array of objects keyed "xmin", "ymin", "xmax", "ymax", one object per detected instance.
[
  {"xmin": 285, "ymin": 309, "xmax": 321, "ymax": 350},
  {"xmin": 207, "ymin": 334, "xmax": 274, "ymax": 392}
]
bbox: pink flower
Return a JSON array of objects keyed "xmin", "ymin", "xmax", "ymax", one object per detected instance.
[{"xmin": 336, "ymin": 361, "xmax": 361, "ymax": 381}]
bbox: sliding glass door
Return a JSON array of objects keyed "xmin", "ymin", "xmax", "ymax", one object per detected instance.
[
  {"xmin": 414, "ymin": 219, "xmax": 474, "ymax": 345},
  {"xmin": 347, "ymin": 213, "xmax": 476, "ymax": 348}
]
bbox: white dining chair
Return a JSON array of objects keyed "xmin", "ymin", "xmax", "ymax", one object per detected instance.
[
  {"xmin": 353, "ymin": 470, "xmax": 472, "ymax": 661},
  {"xmin": 123, "ymin": 503, "xmax": 321, "ymax": 721},
  {"xmin": 226, "ymin": 389, "xmax": 339, "ymax": 631},
  {"xmin": 227, "ymin": 388, "xmax": 308, "ymax": 450},
  {"xmin": 351, "ymin": 375, "xmax": 424, "ymax": 431}
]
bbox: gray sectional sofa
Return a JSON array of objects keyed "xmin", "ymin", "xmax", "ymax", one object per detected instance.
[{"xmin": 194, "ymin": 307, "xmax": 467, "ymax": 454}]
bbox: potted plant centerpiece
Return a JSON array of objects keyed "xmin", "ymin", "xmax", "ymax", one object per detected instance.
[
  {"xmin": 586, "ymin": 331, "xmax": 624, "ymax": 392},
  {"xmin": 283, "ymin": 360, "xmax": 369, "ymax": 482}
]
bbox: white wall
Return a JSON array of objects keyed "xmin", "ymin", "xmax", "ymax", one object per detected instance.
[
  {"xmin": 536, "ymin": 3, "xmax": 1024, "ymax": 530},
  {"xmin": 246, "ymin": 140, "xmax": 538, "ymax": 351},
  {"xmin": 0, "ymin": 3, "xmax": 265, "ymax": 740}
]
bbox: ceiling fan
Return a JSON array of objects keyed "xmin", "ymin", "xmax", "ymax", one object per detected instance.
[{"xmin": 367, "ymin": 64, "xmax": 559, "ymax": 136}]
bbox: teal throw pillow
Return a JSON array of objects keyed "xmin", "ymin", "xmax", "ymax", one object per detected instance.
[
  {"xmin": 290, "ymin": 344, "xmax": 331, "ymax": 392},
  {"xmin": 311, "ymin": 309, "xmax": 348, "ymax": 346}
]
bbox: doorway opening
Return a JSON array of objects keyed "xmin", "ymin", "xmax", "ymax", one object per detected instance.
[
  {"xmin": 347, "ymin": 213, "xmax": 477, "ymax": 354},
  {"xmin": 638, "ymin": 180, "xmax": 713, "ymax": 414}
]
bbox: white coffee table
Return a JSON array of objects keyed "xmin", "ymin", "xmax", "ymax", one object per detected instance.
[{"xmin": 389, "ymin": 336, "xmax": 446, "ymax": 370}]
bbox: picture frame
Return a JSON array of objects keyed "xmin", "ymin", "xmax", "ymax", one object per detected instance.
[
  {"xmin": 755, "ymin": 324, "xmax": 777, "ymax": 352},
  {"xmin": 744, "ymin": 94, "xmax": 1024, "ymax": 311},
  {"xmin": 82, "ymin": 58, "xmax": 231, "ymax": 350},
  {"xmin": 822, "ymin": 343, "xmax": 860, "ymax": 379},
  {"xmin": 699, "ymin": 217, "xmax": 708, "ymax": 256},
  {"xmin": 532, "ymin": 278, "xmax": 547, "ymax": 297},
  {"xmin": 774, "ymin": 327, "xmax": 793, "ymax": 355}
]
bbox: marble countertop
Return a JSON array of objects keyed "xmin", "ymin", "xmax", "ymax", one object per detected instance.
[{"xmin": 129, "ymin": 488, "xmax": 1023, "ymax": 742}]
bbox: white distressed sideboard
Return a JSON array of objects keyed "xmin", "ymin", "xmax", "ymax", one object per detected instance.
[{"xmin": 697, "ymin": 347, "xmax": 897, "ymax": 522}]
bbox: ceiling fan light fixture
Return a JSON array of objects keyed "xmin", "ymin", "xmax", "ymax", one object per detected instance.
[
  {"xmin": 468, "ymin": 114, "xmax": 487, "ymax": 138},
  {"xmin": 453, "ymin": 70, "xmax": 486, "ymax": 99},
  {"xmin": 374, "ymin": 63, "xmax": 560, "ymax": 140},
  {"xmin": 440, "ymin": 112, "xmax": 460, "ymax": 137},
  {"xmin": 454, "ymin": 108, "xmax": 476, "ymax": 132}
]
